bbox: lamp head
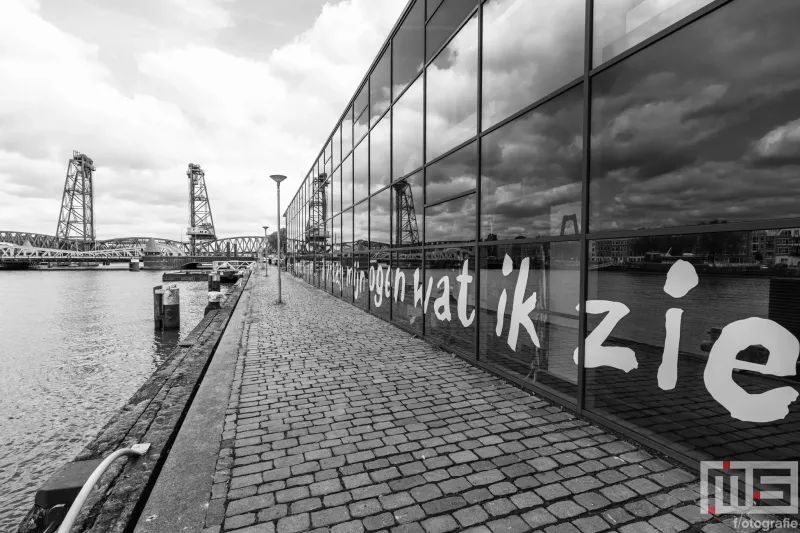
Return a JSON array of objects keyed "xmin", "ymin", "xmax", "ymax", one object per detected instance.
[
  {"xmin": 270, "ymin": 174, "xmax": 287, "ymax": 184},
  {"xmin": 263, "ymin": 226, "xmax": 269, "ymax": 231}
]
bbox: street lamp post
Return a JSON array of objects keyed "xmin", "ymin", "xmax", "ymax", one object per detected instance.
[
  {"xmin": 270, "ymin": 175, "xmax": 287, "ymax": 303},
  {"xmin": 264, "ymin": 226, "xmax": 269, "ymax": 278}
]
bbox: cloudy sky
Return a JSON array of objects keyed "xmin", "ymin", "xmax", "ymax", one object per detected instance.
[{"xmin": 0, "ymin": 0, "xmax": 406, "ymax": 240}]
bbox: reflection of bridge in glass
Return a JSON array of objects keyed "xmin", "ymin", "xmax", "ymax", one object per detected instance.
[{"xmin": 0, "ymin": 231, "xmax": 266, "ymax": 263}]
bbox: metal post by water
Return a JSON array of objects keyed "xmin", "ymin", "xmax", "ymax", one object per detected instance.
[{"xmin": 153, "ymin": 285, "xmax": 180, "ymax": 329}]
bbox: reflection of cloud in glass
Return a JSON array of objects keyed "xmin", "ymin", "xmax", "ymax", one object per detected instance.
[
  {"xmin": 392, "ymin": 0, "xmax": 424, "ymax": 99},
  {"xmin": 590, "ymin": 0, "xmax": 800, "ymax": 231},
  {"xmin": 370, "ymin": 188, "xmax": 391, "ymax": 245},
  {"xmin": 354, "ymin": 138, "xmax": 369, "ymax": 203},
  {"xmin": 342, "ymin": 208, "xmax": 353, "ymax": 243},
  {"xmin": 593, "ymin": 0, "xmax": 715, "ymax": 67},
  {"xmin": 481, "ymin": 86, "xmax": 583, "ymax": 240},
  {"xmin": 342, "ymin": 107, "xmax": 353, "ymax": 157},
  {"xmin": 370, "ymin": 50, "xmax": 391, "ymax": 126},
  {"xmin": 482, "ymin": 0, "xmax": 584, "ymax": 131},
  {"xmin": 370, "ymin": 115, "xmax": 390, "ymax": 193},
  {"xmin": 393, "ymin": 76, "xmax": 423, "ymax": 179},
  {"xmin": 426, "ymin": 141, "xmax": 477, "ymax": 205},
  {"xmin": 341, "ymin": 154, "xmax": 353, "ymax": 209},
  {"xmin": 354, "ymin": 202, "xmax": 369, "ymax": 242},
  {"xmin": 426, "ymin": 14, "xmax": 478, "ymax": 162},
  {"xmin": 426, "ymin": 194, "xmax": 476, "ymax": 243}
]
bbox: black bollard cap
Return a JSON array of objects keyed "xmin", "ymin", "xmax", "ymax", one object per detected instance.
[{"xmin": 35, "ymin": 459, "xmax": 104, "ymax": 509}]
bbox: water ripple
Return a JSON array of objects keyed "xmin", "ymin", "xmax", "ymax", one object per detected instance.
[{"xmin": 0, "ymin": 270, "xmax": 213, "ymax": 530}]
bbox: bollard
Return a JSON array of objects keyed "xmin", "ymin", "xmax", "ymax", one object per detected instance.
[
  {"xmin": 129, "ymin": 258, "xmax": 141, "ymax": 271},
  {"xmin": 208, "ymin": 271, "xmax": 221, "ymax": 292},
  {"xmin": 153, "ymin": 285, "xmax": 164, "ymax": 329},
  {"xmin": 162, "ymin": 285, "xmax": 180, "ymax": 329},
  {"xmin": 153, "ymin": 285, "xmax": 180, "ymax": 329},
  {"xmin": 204, "ymin": 291, "xmax": 222, "ymax": 315}
]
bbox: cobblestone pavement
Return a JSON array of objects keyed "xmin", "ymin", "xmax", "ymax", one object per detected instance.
[{"xmin": 201, "ymin": 270, "xmax": 796, "ymax": 533}]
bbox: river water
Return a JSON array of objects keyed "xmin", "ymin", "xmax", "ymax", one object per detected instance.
[{"xmin": 0, "ymin": 268, "xmax": 210, "ymax": 530}]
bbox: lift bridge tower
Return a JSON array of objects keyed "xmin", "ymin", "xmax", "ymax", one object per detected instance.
[
  {"xmin": 187, "ymin": 163, "xmax": 216, "ymax": 255},
  {"xmin": 393, "ymin": 180, "xmax": 420, "ymax": 246},
  {"xmin": 306, "ymin": 172, "xmax": 329, "ymax": 251},
  {"xmin": 56, "ymin": 151, "xmax": 97, "ymax": 251}
]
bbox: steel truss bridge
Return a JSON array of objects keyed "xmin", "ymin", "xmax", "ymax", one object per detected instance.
[{"xmin": 0, "ymin": 231, "xmax": 266, "ymax": 262}]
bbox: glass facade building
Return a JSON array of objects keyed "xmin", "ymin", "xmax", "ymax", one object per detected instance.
[{"xmin": 284, "ymin": 0, "xmax": 800, "ymax": 470}]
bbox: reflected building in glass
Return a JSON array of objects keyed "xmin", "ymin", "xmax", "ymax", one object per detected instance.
[{"xmin": 283, "ymin": 0, "xmax": 800, "ymax": 472}]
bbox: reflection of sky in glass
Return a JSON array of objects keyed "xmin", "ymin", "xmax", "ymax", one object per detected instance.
[
  {"xmin": 593, "ymin": 0, "xmax": 715, "ymax": 67},
  {"xmin": 354, "ymin": 138, "xmax": 369, "ymax": 204},
  {"xmin": 370, "ymin": 50, "xmax": 391, "ymax": 126},
  {"xmin": 370, "ymin": 115, "xmax": 390, "ymax": 194},
  {"xmin": 342, "ymin": 154, "xmax": 353, "ymax": 210},
  {"xmin": 426, "ymin": 0, "xmax": 477, "ymax": 63},
  {"xmin": 332, "ymin": 167, "xmax": 341, "ymax": 215},
  {"xmin": 354, "ymin": 201, "xmax": 368, "ymax": 242},
  {"xmin": 354, "ymin": 108, "xmax": 369, "ymax": 147},
  {"xmin": 332, "ymin": 124, "xmax": 341, "ymax": 170},
  {"xmin": 393, "ymin": 76, "xmax": 423, "ymax": 179},
  {"xmin": 426, "ymin": 194, "xmax": 476, "ymax": 244},
  {"xmin": 426, "ymin": 141, "xmax": 477, "ymax": 205},
  {"xmin": 342, "ymin": 107, "xmax": 353, "ymax": 157},
  {"xmin": 590, "ymin": 0, "xmax": 800, "ymax": 231},
  {"xmin": 342, "ymin": 208, "xmax": 353, "ymax": 243},
  {"xmin": 426, "ymin": 13, "xmax": 478, "ymax": 162},
  {"xmin": 370, "ymin": 187, "xmax": 391, "ymax": 246},
  {"xmin": 392, "ymin": 0, "xmax": 424, "ymax": 100},
  {"xmin": 481, "ymin": 84, "xmax": 583, "ymax": 241},
  {"xmin": 482, "ymin": 0, "xmax": 584, "ymax": 131}
]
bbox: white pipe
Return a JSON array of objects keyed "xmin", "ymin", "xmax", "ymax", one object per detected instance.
[{"xmin": 57, "ymin": 443, "xmax": 150, "ymax": 533}]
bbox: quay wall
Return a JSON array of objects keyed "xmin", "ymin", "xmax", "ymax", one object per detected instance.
[{"xmin": 17, "ymin": 271, "xmax": 253, "ymax": 533}]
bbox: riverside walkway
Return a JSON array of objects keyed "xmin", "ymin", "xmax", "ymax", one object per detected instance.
[{"xmin": 193, "ymin": 270, "xmax": 768, "ymax": 533}]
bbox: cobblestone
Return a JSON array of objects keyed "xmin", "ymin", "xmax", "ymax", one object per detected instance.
[{"xmin": 208, "ymin": 274, "xmax": 736, "ymax": 532}]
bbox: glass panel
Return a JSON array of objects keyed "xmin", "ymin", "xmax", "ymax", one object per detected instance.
[
  {"xmin": 393, "ymin": 0, "xmax": 424, "ymax": 100},
  {"xmin": 332, "ymin": 124, "xmax": 341, "ymax": 169},
  {"xmin": 585, "ymin": 229, "xmax": 800, "ymax": 462},
  {"xmin": 326, "ymin": 140, "xmax": 332, "ymax": 163},
  {"xmin": 393, "ymin": 76, "xmax": 423, "ymax": 180},
  {"xmin": 590, "ymin": 1, "xmax": 800, "ymax": 232},
  {"xmin": 392, "ymin": 249, "xmax": 423, "ymax": 335},
  {"xmin": 393, "ymin": 171, "xmax": 423, "ymax": 247},
  {"xmin": 479, "ymin": 242, "xmax": 580, "ymax": 400},
  {"xmin": 354, "ymin": 107, "xmax": 369, "ymax": 146},
  {"xmin": 354, "ymin": 138, "xmax": 369, "ymax": 204},
  {"xmin": 426, "ymin": 141, "xmax": 477, "ymax": 206},
  {"xmin": 355, "ymin": 82, "xmax": 368, "ymax": 118},
  {"xmin": 370, "ymin": 49, "xmax": 391, "ymax": 126},
  {"xmin": 342, "ymin": 208, "xmax": 354, "ymax": 302},
  {"xmin": 370, "ymin": 115, "xmax": 390, "ymax": 194},
  {"xmin": 342, "ymin": 107, "xmax": 353, "ymax": 157},
  {"xmin": 325, "ymin": 217, "xmax": 334, "ymax": 294},
  {"xmin": 482, "ymin": 0, "xmax": 584, "ymax": 131},
  {"xmin": 593, "ymin": 0, "xmax": 715, "ymax": 67},
  {"xmin": 332, "ymin": 214, "xmax": 341, "ymax": 297},
  {"xmin": 426, "ymin": 0, "xmax": 477, "ymax": 63},
  {"xmin": 332, "ymin": 167, "xmax": 341, "ymax": 216},
  {"xmin": 426, "ymin": 13, "xmax": 478, "ymax": 162},
  {"xmin": 354, "ymin": 245, "xmax": 370, "ymax": 310},
  {"xmin": 370, "ymin": 187, "xmax": 392, "ymax": 249},
  {"xmin": 481, "ymin": 85, "xmax": 583, "ymax": 241},
  {"xmin": 369, "ymin": 253, "xmax": 392, "ymax": 321},
  {"xmin": 425, "ymin": 193, "xmax": 475, "ymax": 245},
  {"xmin": 427, "ymin": 0, "xmax": 445, "ymax": 20},
  {"xmin": 425, "ymin": 245, "xmax": 476, "ymax": 357},
  {"xmin": 342, "ymin": 154, "xmax": 354, "ymax": 210}
]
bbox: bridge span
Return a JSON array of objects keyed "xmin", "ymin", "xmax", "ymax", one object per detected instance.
[{"xmin": 0, "ymin": 231, "xmax": 266, "ymax": 263}]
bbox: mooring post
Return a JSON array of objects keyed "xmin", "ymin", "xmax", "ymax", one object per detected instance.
[
  {"xmin": 208, "ymin": 271, "xmax": 221, "ymax": 292},
  {"xmin": 205, "ymin": 291, "xmax": 222, "ymax": 315},
  {"xmin": 162, "ymin": 285, "xmax": 180, "ymax": 329},
  {"xmin": 153, "ymin": 285, "xmax": 164, "ymax": 329}
]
